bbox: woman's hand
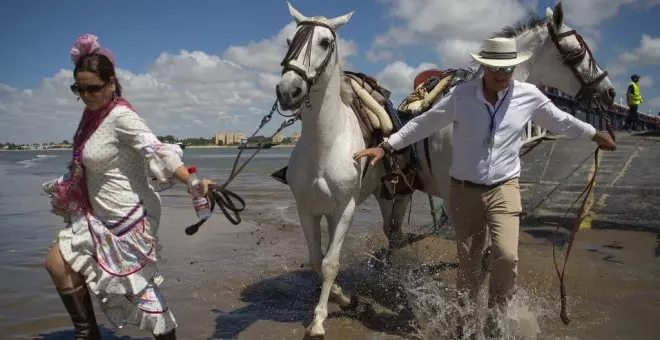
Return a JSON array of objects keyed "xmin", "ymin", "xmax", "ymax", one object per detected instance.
[{"xmin": 199, "ymin": 178, "xmax": 215, "ymax": 195}]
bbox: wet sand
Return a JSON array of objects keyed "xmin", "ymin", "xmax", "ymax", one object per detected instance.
[{"xmin": 12, "ymin": 191, "xmax": 659, "ymax": 340}]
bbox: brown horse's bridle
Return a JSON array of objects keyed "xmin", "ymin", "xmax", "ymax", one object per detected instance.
[
  {"xmin": 546, "ymin": 21, "xmax": 616, "ymax": 326},
  {"xmin": 547, "ymin": 22, "xmax": 610, "ymax": 105}
]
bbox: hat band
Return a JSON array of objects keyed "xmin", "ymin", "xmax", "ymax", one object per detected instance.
[{"xmin": 479, "ymin": 51, "xmax": 518, "ymax": 59}]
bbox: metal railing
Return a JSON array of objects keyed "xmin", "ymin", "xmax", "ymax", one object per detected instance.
[
  {"xmin": 545, "ymin": 92, "xmax": 659, "ymax": 132},
  {"xmin": 522, "ymin": 121, "xmax": 547, "ymax": 144}
]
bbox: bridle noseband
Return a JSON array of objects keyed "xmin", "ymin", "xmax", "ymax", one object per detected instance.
[
  {"xmin": 546, "ymin": 22, "xmax": 608, "ymax": 103},
  {"xmin": 280, "ymin": 20, "xmax": 337, "ymax": 92}
]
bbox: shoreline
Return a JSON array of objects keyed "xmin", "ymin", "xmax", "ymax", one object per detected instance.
[{"xmin": 0, "ymin": 144, "xmax": 297, "ymax": 152}]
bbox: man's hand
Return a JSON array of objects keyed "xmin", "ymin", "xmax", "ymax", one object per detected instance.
[
  {"xmin": 353, "ymin": 147, "xmax": 386, "ymax": 166},
  {"xmin": 592, "ymin": 131, "xmax": 616, "ymax": 151}
]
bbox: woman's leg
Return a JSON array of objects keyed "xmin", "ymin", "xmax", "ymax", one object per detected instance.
[{"xmin": 45, "ymin": 241, "xmax": 101, "ymax": 339}]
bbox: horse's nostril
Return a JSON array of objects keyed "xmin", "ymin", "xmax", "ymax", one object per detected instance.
[
  {"xmin": 608, "ymin": 88, "xmax": 616, "ymax": 99},
  {"xmin": 293, "ymin": 87, "xmax": 302, "ymax": 98}
]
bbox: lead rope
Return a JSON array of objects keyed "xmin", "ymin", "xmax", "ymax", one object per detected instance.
[
  {"xmin": 185, "ymin": 100, "xmax": 300, "ymax": 235},
  {"xmin": 552, "ymin": 113, "xmax": 615, "ymax": 325}
]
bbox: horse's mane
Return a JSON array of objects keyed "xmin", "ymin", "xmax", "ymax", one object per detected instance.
[{"xmin": 494, "ymin": 13, "xmax": 547, "ymax": 38}]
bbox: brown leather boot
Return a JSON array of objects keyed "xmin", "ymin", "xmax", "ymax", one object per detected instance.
[
  {"xmin": 57, "ymin": 285, "xmax": 102, "ymax": 340},
  {"xmin": 154, "ymin": 329, "xmax": 176, "ymax": 340}
]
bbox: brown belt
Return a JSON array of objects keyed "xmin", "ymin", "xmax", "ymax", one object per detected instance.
[{"xmin": 451, "ymin": 177, "xmax": 514, "ymax": 190}]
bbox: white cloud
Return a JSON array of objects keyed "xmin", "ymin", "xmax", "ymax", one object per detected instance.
[
  {"xmin": 376, "ymin": 0, "xmax": 528, "ymax": 44},
  {"xmin": 435, "ymin": 39, "xmax": 482, "ymax": 68},
  {"xmin": 639, "ymin": 75, "xmax": 654, "ymax": 87},
  {"xmin": 375, "ymin": 61, "xmax": 438, "ymax": 98},
  {"xmin": 620, "ymin": 34, "xmax": 660, "ymax": 66},
  {"xmin": 606, "ymin": 34, "xmax": 660, "ymax": 92},
  {"xmin": 0, "ymin": 22, "xmax": 358, "ymax": 144},
  {"xmin": 649, "ymin": 97, "xmax": 660, "ymax": 110},
  {"xmin": 562, "ymin": 0, "xmax": 660, "ymax": 27},
  {"xmin": 369, "ymin": 0, "xmax": 530, "ymax": 67}
]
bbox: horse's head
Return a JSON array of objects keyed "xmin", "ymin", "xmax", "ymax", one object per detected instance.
[
  {"xmin": 529, "ymin": 2, "xmax": 616, "ymax": 107},
  {"xmin": 276, "ymin": 2, "xmax": 353, "ymax": 111}
]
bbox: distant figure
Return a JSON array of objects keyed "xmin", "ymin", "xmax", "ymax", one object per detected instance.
[{"xmin": 625, "ymin": 74, "xmax": 644, "ymax": 131}]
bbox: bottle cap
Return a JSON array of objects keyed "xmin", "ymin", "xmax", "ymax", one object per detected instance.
[{"xmin": 187, "ymin": 166, "xmax": 197, "ymax": 174}]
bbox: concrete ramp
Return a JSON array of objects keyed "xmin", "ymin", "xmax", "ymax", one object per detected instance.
[{"xmin": 519, "ymin": 131, "xmax": 660, "ymax": 233}]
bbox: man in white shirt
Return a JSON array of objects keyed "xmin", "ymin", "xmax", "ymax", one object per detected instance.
[{"xmin": 354, "ymin": 37, "xmax": 616, "ymax": 314}]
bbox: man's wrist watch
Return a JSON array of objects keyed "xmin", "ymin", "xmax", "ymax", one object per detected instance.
[{"xmin": 379, "ymin": 141, "xmax": 394, "ymax": 154}]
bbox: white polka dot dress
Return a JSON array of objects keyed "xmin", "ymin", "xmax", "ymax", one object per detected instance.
[{"xmin": 54, "ymin": 105, "xmax": 184, "ymax": 335}]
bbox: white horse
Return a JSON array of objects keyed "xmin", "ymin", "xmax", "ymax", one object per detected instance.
[{"xmin": 275, "ymin": 2, "xmax": 615, "ymax": 338}]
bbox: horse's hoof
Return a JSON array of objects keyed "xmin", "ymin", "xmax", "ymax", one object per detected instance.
[
  {"xmin": 340, "ymin": 294, "xmax": 360, "ymax": 312},
  {"xmin": 305, "ymin": 324, "xmax": 325, "ymax": 340}
]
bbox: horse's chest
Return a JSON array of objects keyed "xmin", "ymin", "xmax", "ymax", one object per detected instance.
[{"xmin": 288, "ymin": 152, "xmax": 361, "ymax": 212}]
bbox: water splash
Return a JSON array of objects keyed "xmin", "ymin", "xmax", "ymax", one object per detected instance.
[{"xmin": 400, "ymin": 268, "xmax": 553, "ymax": 340}]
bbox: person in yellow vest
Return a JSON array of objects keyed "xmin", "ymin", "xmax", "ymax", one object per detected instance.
[{"xmin": 625, "ymin": 74, "xmax": 644, "ymax": 131}]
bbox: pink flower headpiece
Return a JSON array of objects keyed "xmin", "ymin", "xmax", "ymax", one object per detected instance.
[{"xmin": 70, "ymin": 34, "xmax": 116, "ymax": 66}]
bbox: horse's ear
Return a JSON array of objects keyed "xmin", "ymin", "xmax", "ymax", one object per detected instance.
[
  {"xmin": 552, "ymin": 2, "xmax": 564, "ymax": 29},
  {"xmin": 287, "ymin": 1, "xmax": 308, "ymax": 24},
  {"xmin": 327, "ymin": 11, "xmax": 354, "ymax": 30}
]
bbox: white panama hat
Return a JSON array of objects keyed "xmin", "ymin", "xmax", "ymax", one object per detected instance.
[{"xmin": 469, "ymin": 37, "xmax": 532, "ymax": 67}]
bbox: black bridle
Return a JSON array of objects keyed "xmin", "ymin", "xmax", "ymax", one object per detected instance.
[{"xmin": 280, "ymin": 20, "xmax": 337, "ymax": 92}]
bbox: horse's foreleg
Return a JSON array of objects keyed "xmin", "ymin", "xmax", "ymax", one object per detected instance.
[
  {"xmin": 307, "ymin": 198, "xmax": 357, "ymax": 337},
  {"xmin": 297, "ymin": 208, "xmax": 323, "ymax": 276}
]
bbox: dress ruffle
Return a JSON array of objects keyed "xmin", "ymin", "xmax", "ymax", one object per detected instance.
[{"xmin": 57, "ymin": 213, "xmax": 177, "ymax": 335}]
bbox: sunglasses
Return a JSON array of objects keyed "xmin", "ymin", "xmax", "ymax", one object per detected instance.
[
  {"xmin": 485, "ymin": 66, "xmax": 515, "ymax": 74},
  {"xmin": 70, "ymin": 81, "xmax": 109, "ymax": 95}
]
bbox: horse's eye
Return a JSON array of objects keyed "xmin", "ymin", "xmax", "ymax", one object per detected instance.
[{"xmin": 319, "ymin": 38, "xmax": 331, "ymax": 49}]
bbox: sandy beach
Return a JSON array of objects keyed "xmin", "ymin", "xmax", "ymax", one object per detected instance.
[{"xmin": 12, "ymin": 198, "xmax": 659, "ymax": 340}]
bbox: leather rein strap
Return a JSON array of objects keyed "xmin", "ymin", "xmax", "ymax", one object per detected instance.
[
  {"xmin": 547, "ymin": 21, "xmax": 616, "ymax": 325},
  {"xmin": 551, "ymin": 111, "xmax": 615, "ymax": 325},
  {"xmin": 185, "ymin": 184, "xmax": 246, "ymax": 236}
]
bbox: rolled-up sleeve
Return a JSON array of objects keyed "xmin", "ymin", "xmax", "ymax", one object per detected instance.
[
  {"xmin": 531, "ymin": 98, "xmax": 596, "ymax": 140},
  {"xmin": 388, "ymin": 88, "xmax": 457, "ymax": 150},
  {"xmin": 114, "ymin": 107, "xmax": 184, "ymax": 182}
]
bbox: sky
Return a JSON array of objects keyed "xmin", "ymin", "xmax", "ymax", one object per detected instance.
[{"xmin": 1, "ymin": 0, "xmax": 659, "ymax": 144}]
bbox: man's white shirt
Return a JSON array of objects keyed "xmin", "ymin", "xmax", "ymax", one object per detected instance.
[{"xmin": 387, "ymin": 78, "xmax": 597, "ymax": 185}]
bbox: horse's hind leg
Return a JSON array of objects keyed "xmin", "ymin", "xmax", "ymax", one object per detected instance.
[
  {"xmin": 307, "ymin": 198, "xmax": 357, "ymax": 337},
  {"xmin": 376, "ymin": 193, "xmax": 411, "ymax": 250}
]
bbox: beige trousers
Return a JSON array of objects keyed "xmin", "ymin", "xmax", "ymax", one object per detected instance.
[{"xmin": 448, "ymin": 177, "xmax": 522, "ymax": 310}]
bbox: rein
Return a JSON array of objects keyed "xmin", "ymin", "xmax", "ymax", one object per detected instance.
[
  {"xmin": 184, "ymin": 101, "xmax": 299, "ymax": 235},
  {"xmin": 539, "ymin": 21, "xmax": 616, "ymax": 325}
]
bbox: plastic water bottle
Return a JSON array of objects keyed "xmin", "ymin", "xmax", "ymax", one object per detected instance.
[{"xmin": 187, "ymin": 166, "xmax": 211, "ymax": 220}]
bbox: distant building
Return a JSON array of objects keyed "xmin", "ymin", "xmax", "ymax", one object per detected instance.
[
  {"xmin": 291, "ymin": 131, "xmax": 300, "ymax": 144},
  {"xmin": 272, "ymin": 132, "xmax": 284, "ymax": 144},
  {"xmin": 215, "ymin": 132, "xmax": 245, "ymax": 145}
]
